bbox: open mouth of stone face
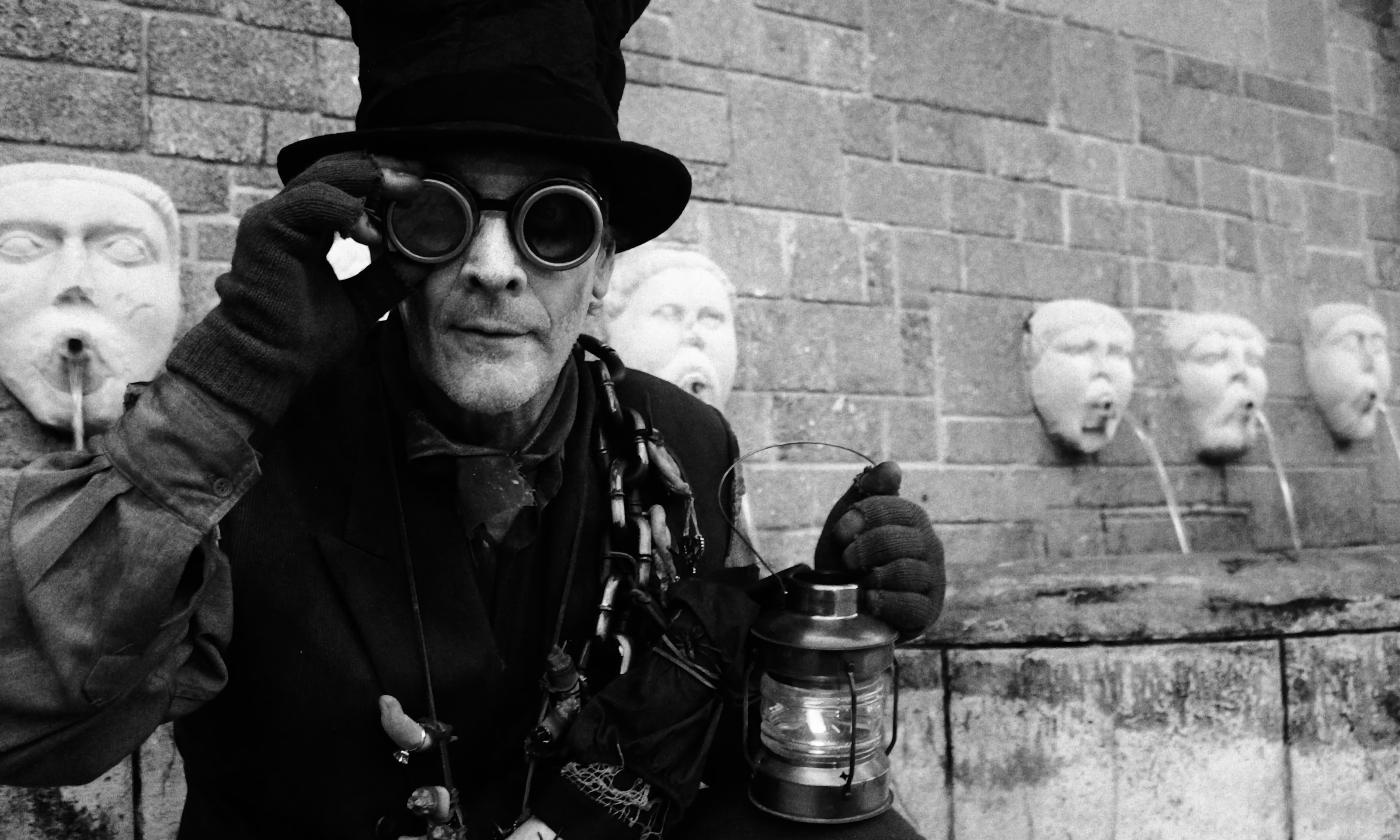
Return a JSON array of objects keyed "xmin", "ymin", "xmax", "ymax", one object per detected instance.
[
  {"xmin": 677, "ymin": 371, "xmax": 713, "ymax": 400},
  {"xmin": 41, "ymin": 335, "xmax": 109, "ymax": 396}
]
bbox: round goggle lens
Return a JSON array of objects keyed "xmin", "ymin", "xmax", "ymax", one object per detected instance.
[
  {"xmin": 386, "ymin": 180, "xmax": 472, "ymax": 262},
  {"xmin": 518, "ymin": 185, "xmax": 602, "ymax": 269}
]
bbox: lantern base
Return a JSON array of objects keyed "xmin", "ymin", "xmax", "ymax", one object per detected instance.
[{"xmin": 748, "ymin": 756, "xmax": 893, "ymax": 824}]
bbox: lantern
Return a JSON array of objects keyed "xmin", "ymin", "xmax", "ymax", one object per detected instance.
[{"xmin": 745, "ymin": 570, "xmax": 899, "ymax": 824}]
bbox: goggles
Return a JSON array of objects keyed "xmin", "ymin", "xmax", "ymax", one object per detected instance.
[{"xmin": 382, "ymin": 176, "xmax": 607, "ymax": 271}]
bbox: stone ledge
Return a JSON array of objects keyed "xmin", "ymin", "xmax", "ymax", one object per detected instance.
[{"xmin": 919, "ymin": 546, "xmax": 1400, "ymax": 646}]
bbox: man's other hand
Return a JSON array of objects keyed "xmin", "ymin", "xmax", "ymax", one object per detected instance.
[{"xmin": 813, "ymin": 461, "xmax": 946, "ymax": 640}]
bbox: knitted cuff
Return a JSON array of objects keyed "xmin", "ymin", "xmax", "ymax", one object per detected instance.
[{"xmin": 164, "ymin": 311, "xmax": 303, "ymax": 428}]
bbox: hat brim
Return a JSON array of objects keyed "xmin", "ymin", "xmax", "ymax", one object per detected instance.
[{"xmin": 277, "ymin": 122, "xmax": 691, "ymax": 252}]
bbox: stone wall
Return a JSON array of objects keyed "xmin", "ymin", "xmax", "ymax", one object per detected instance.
[{"xmin": 2, "ymin": 0, "xmax": 1400, "ymax": 838}]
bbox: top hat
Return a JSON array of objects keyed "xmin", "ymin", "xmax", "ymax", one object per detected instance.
[{"xmin": 276, "ymin": 0, "xmax": 690, "ymax": 251}]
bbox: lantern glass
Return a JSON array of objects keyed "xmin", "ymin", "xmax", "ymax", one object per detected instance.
[{"xmin": 759, "ymin": 674, "xmax": 886, "ymax": 765}]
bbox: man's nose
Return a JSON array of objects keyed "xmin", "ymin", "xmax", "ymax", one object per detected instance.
[
  {"xmin": 457, "ymin": 213, "xmax": 526, "ymax": 292},
  {"xmin": 50, "ymin": 242, "xmax": 96, "ymax": 305}
]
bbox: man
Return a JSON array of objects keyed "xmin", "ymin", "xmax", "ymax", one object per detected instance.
[{"xmin": 0, "ymin": 2, "xmax": 943, "ymax": 838}]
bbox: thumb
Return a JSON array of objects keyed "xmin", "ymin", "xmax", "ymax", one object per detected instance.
[
  {"xmin": 815, "ymin": 460, "xmax": 900, "ymax": 569},
  {"xmin": 858, "ymin": 461, "xmax": 902, "ymax": 496}
]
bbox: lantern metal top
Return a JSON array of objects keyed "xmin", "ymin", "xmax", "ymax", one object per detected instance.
[{"xmin": 750, "ymin": 571, "xmax": 897, "ymax": 680}]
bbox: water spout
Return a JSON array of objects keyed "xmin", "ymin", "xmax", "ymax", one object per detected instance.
[
  {"xmin": 61, "ymin": 337, "xmax": 87, "ymax": 452},
  {"xmin": 1377, "ymin": 404, "xmax": 1400, "ymax": 485},
  {"xmin": 1124, "ymin": 412, "xmax": 1191, "ymax": 555},
  {"xmin": 1254, "ymin": 411, "xmax": 1302, "ymax": 552}
]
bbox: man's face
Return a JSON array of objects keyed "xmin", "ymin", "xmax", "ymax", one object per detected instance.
[
  {"xmin": 1305, "ymin": 311, "xmax": 1391, "ymax": 442},
  {"xmin": 1176, "ymin": 328, "xmax": 1269, "ymax": 460},
  {"xmin": 607, "ymin": 267, "xmax": 736, "ymax": 408},
  {"xmin": 397, "ymin": 150, "xmax": 610, "ymax": 422},
  {"xmin": 0, "ymin": 176, "xmax": 179, "ymax": 431},
  {"xmin": 1029, "ymin": 319, "xmax": 1135, "ymax": 454}
]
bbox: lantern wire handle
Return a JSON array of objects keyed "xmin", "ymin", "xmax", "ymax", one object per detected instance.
[{"xmin": 718, "ymin": 441, "xmax": 878, "ymax": 596}]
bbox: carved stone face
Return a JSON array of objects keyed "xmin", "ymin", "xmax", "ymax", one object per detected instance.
[
  {"xmin": 0, "ymin": 166, "xmax": 181, "ymax": 432},
  {"xmin": 1304, "ymin": 304, "xmax": 1391, "ymax": 443},
  {"xmin": 1168, "ymin": 313, "xmax": 1269, "ymax": 462},
  {"xmin": 606, "ymin": 252, "xmax": 737, "ymax": 408},
  {"xmin": 1026, "ymin": 300, "xmax": 1135, "ymax": 454}
]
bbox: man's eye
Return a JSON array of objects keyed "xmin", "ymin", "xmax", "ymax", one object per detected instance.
[
  {"xmin": 0, "ymin": 230, "xmax": 51, "ymax": 260},
  {"xmin": 99, "ymin": 235, "xmax": 154, "ymax": 265}
]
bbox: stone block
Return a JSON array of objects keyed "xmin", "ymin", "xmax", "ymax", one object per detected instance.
[
  {"xmin": 0, "ymin": 60, "xmax": 140, "ymax": 149},
  {"xmin": 896, "ymin": 105, "xmax": 986, "ymax": 171},
  {"xmin": 264, "ymin": 111, "xmax": 352, "ymax": 166},
  {"xmin": 754, "ymin": 0, "xmax": 867, "ymax": 28},
  {"xmin": 1149, "ymin": 206, "xmax": 1220, "ymax": 266},
  {"xmin": 1223, "ymin": 218, "xmax": 1259, "ymax": 272},
  {"xmin": 621, "ymin": 13, "xmax": 673, "ymax": 58},
  {"xmin": 0, "ymin": 0, "xmax": 141, "ymax": 70},
  {"xmin": 1051, "ymin": 26, "xmax": 1133, "ymax": 141},
  {"xmin": 149, "ymin": 98, "xmax": 264, "ymax": 164},
  {"xmin": 619, "ymin": 85, "xmax": 730, "ymax": 165},
  {"xmin": 945, "ymin": 418, "xmax": 1054, "ymax": 465},
  {"xmin": 984, "ymin": 120, "xmax": 1119, "ymax": 195},
  {"xmin": 1287, "ymin": 633, "xmax": 1400, "ymax": 840},
  {"xmin": 769, "ymin": 393, "xmax": 884, "ymax": 461},
  {"xmin": 862, "ymin": 225, "xmax": 896, "ymax": 305},
  {"xmin": 1338, "ymin": 110, "xmax": 1400, "ymax": 153},
  {"xmin": 846, "ymin": 158, "xmax": 947, "ymax": 228},
  {"xmin": 1334, "ymin": 139, "xmax": 1398, "ymax": 193},
  {"xmin": 897, "ymin": 230, "xmax": 960, "ymax": 307},
  {"xmin": 965, "ymin": 238, "xmax": 1125, "ymax": 302},
  {"xmin": 889, "ymin": 649, "xmax": 949, "ymax": 838},
  {"xmin": 1172, "ymin": 54, "xmax": 1240, "ymax": 95},
  {"xmin": 1243, "ymin": 72, "xmax": 1332, "ymax": 115},
  {"xmin": 148, "ymin": 18, "xmax": 319, "ymax": 109},
  {"xmin": 734, "ymin": 299, "xmax": 902, "ymax": 394},
  {"xmin": 1126, "ymin": 146, "xmax": 1171, "ymax": 203},
  {"xmin": 1103, "ymin": 509, "xmax": 1253, "ymax": 554},
  {"xmin": 936, "ymin": 519, "xmax": 1046, "ymax": 566},
  {"xmin": 195, "ymin": 220, "xmax": 238, "ymax": 263},
  {"xmin": 744, "ymin": 461, "xmax": 878, "ymax": 529},
  {"xmin": 901, "ymin": 309, "xmax": 935, "ymax": 397},
  {"xmin": 1377, "ymin": 243, "xmax": 1400, "ymax": 291},
  {"xmin": 843, "ymin": 96, "xmax": 893, "ymax": 159},
  {"xmin": 702, "ymin": 204, "xmax": 788, "ymax": 298},
  {"xmin": 1199, "ymin": 159, "xmax": 1253, "ymax": 217},
  {"xmin": 903, "ymin": 464, "xmax": 1076, "ymax": 522},
  {"xmin": 934, "ymin": 293, "xmax": 1034, "ymax": 416},
  {"xmin": 1068, "ymin": 194, "xmax": 1149, "ymax": 256},
  {"xmin": 1165, "ymin": 153, "xmax": 1200, "ymax": 207},
  {"xmin": 1134, "ymin": 44, "xmax": 1169, "ymax": 78},
  {"xmin": 729, "ymin": 76, "xmax": 842, "ymax": 213},
  {"xmin": 885, "ymin": 395, "xmax": 940, "ymax": 456},
  {"xmin": 1331, "ymin": 46, "xmax": 1372, "ymax": 114},
  {"xmin": 231, "ymin": 0, "xmax": 350, "ymax": 37},
  {"xmin": 1254, "ymin": 174, "xmax": 1305, "ymax": 229},
  {"xmin": 789, "ymin": 215, "xmax": 863, "ymax": 302},
  {"xmin": 947, "ymin": 644, "xmax": 1286, "ymax": 840},
  {"xmin": 0, "ymin": 149, "xmax": 230, "ymax": 213},
  {"xmin": 1019, "ymin": 184, "xmax": 1063, "ymax": 244},
  {"xmin": 870, "ymin": 0, "xmax": 1053, "ymax": 123},
  {"xmin": 1266, "ymin": 0, "xmax": 1329, "ymax": 84},
  {"xmin": 1139, "ymin": 76, "xmax": 1276, "ymax": 168},
  {"xmin": 316, "ymin": 36, "xmax": 359, "ymax": 118},
  {"xmin": 1303, "ymin": 184, "xmax": 1365, "ymax": 250},
  {"xmin": 728, "ymin": 10, "xmax": 866, "ymax": 90},
  {"xmin": 1275, "ymin": 110, "xmax": 1336, "ymax": 179},
  {"xmin": 0, "ymin": 760, "xmax": 136, "ymax": 839},
  {"xmin": 950, "ymin": 174, "xmax": 1017, "ymax": 239},
  {"xmin": 1235, "ymin": 466, "xmax": 1378, "ymax": 549}
]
